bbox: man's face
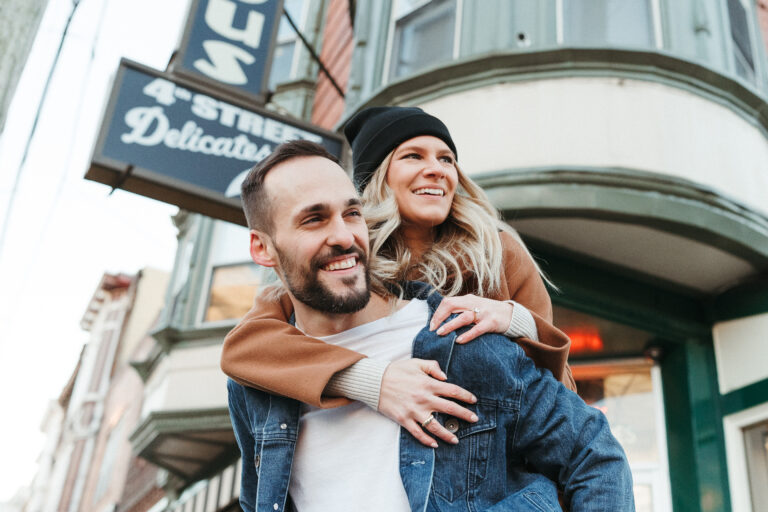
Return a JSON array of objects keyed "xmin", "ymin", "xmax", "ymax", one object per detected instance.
[{"xmin": 262, "ymin": 155, "xmax": 371, "ymax": 314}]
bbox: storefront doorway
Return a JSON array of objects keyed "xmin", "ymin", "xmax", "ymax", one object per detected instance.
[{"xmin": 554, "ymin": 305, "xmax": 674, "ymax": 512}]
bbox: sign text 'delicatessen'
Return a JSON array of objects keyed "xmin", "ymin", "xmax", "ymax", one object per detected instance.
[{"xmin": 85, "ymin": 60, "xmax": 343, "ymax": 225}]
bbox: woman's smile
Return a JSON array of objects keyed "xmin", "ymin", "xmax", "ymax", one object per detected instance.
[{"xmin": 386, "ymin": 135, "xmax": 458, "ymax": 231}]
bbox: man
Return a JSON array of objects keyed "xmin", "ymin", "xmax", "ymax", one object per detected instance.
[{"xmin": 227, "ymin": 140, "xmax": 635, "ymax": 511}]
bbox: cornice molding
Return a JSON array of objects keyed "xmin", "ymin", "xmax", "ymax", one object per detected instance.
[{"xmin": 345, "ymin": 47, "xmax": 768, "ymax": 138}]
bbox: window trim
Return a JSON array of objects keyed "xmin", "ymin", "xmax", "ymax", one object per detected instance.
[
  {"xmin": 195, "ymin": 220, "xmax": 258, "ymax": 327},
  {"xmin": 270, "ymin": 0, "xmax": 310, "ymax": 89},
  {"xmin": 383, "ymin": 0, "xmax": 461, "ymax": 85},
  {"xmin": 555, "ymin": 0, "xmax": 661, "ymax": 50},
  {"xmin": 724, "ymin": 0, "xmax": 760, "ymax": 85},
  {"xmin": 725, "ymin": 401, "xmax": 768, "ymax": 512}
]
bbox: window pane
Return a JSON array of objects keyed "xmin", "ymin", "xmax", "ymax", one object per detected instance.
[
  {"xmin": 205, "ymin": 263, "xmax": 276, "ymax": 322},
  {"xmin": 633, "ymin": 483, "xmax": 653, "ymax": 512},
  {"xmin": 269, "ymin": 0, "xmax": 304, "ymax": 88},
  {"xmin": 563, "ymin": 0, "xmax": 653, "ymax": 48},
  {"xmin": 391, "ymin": 0, "xmax": 456, "ymax": 79},
  {"xmin": 728, "ymin": 0, "xmax": 755, "ymax": 82},
  {"xmin": 277, "ymin": 0, "xmax": 306, "ymax": 39},
  {"xmin": 744, "ymin": 421, "xmax": 768, "ymax": 511},
  {"xmin": 270, "ymin": 41, "xmax": 297, "ymax": 89},
  {"xmin": 552, "ymin": 305, "xmax": 655, "ymax": 359},
  {"xmin": 576, "ymin": 369, "xmax": 659, "ymax": 464}
]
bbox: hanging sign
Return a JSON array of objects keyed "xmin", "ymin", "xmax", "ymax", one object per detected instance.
[
  {"xmin": 85, "ymin": 59, "xmax": 343, "ymax": 225},
  {"xmin": 172, "ymin": 0, "xmax": 283, "ymax": 102}
]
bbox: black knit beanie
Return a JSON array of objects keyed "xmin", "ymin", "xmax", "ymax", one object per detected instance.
[{"xmin": 343, "ymin": 106, "xmax": 457, "ymax": 190}]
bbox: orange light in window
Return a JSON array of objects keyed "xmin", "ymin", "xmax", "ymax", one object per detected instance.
[{"xmin": 565, "ymin": 328, "xmax": 604, "ymax": 353}]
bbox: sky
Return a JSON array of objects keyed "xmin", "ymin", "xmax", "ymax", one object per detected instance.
[{"xmin": 0, "ymin": 0, "xmax": 192, "ymax": 501}]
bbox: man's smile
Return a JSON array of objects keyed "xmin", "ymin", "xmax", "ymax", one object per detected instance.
[{"xmin": 321, "ymin": 255, "xmax": 359, "ymax": 272}]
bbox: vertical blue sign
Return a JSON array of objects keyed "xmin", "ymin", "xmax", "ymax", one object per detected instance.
[{"xmin": 175, "ymin": 0, "xmax": 283, "ymax": 100}]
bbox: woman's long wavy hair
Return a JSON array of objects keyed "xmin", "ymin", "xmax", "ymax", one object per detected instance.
[{"xmin": 362, "ymin": 151, "xmax": 544, "ymax": 299}]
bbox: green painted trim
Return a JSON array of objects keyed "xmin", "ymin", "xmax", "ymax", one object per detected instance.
[
  {"xmin": 720, "ymin": 377, "xmax": 768, "ymax": 416},
  {"xmin": 661, "ymin": 343, "xmax": 701, "ymax": 512},
  {"xmin": 150, "ymin": 322, "xmax": 231, "ymax": 352},
  {"xmin": 711, "ymin": 277, "xmax": 768, "ymax": 320},
  {"xmin": 475, "ymin": 167, "xmax": 768, "ymax": 267},
  {"xmin": 129, "ymin": 407, "xmax": 238, "ymax": 484},
  {"xmin": 345, "ymin": 47, "xmax": 768, "ymax": 139},
  {"xmin": 129, "ymin": 343, "xmax": 163, "ymax": 383},
  {"xmin": 525, "ymin": 238, "xmax": 710, "ymax": 338},
  {"xmin": 130, "ymin": 407, "xmax": 232, "ymax": 454},
  {"xmin": 661, "ymin": 339, "xmax": 732, "ymax": 512}
]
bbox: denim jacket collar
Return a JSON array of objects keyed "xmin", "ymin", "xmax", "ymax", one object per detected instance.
[{"xmin": 396, "ymin": 282, "xmax": 458, "ymax": 511}]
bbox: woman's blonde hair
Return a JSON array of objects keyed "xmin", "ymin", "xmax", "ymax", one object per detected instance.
[{"xmin": 362, "ymin": 151, "xmax": 541, "ymax": 298}]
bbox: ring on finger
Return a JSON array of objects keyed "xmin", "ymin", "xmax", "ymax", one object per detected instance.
[
  {"xmin": 421, "ymin": 413, "xmax": 435, "ymax": 428},
  {"xmin": 472, "ymin": 307, "xmax": 480, "ymax": 323}
]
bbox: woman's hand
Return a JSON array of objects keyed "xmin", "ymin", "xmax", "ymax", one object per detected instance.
[
  {"xmin": 378, "ymin": 359, "xmax": 479, "ymax": 448},
  {"xmin": 429, "ymin": 294, "xmax": 513, "ymax": 344}
]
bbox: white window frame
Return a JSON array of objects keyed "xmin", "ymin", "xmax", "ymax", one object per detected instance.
[
  {"xmin": 271, "ymin": 0, "xmax": 311, "ymax": 88},
  {"xmin": 723, "ymin": 0, "xmax": 759, "ymax": 85},
  {"xmin": 196, "ymin": 220, "xmax": 264, "ymax": 327},
  {"xmin": 571, "ymin": 359, "xmax": 673, "ymax": 512},
  {"xmin": 382, "ymin": 0, "xmax": 462, "ymax": 85},
  {"xmin": 724, "ymin": 401, "xmax": 768, "ymax": 512}
]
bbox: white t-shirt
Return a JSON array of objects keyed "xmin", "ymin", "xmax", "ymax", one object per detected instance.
[{"xmin": 288, "ymin": 299, "xmax": 429, "ymax": 512}]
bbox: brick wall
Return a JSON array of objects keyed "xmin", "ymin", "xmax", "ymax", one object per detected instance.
[{"xmin": 311, "ymin": 0, "xmax": 354, "ymax": 130}]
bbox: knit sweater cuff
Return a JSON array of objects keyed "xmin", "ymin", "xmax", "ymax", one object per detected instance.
[
  {"xmin": 504, "ymin": 300, "xmax": 539, "ymax": 342},
  {"xmin": 325, "ymin": 358, "xmax": 390, "ymax": 410}
]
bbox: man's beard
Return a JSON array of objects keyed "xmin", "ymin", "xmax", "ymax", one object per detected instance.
[{"xmin": 275, "ymin": 245, "xmax": 371, "ymax": 314}]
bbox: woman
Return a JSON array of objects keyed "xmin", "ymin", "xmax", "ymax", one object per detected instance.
[{"xmin": 221, "ymin": 106, "xmax": 574, "ymax": 447}]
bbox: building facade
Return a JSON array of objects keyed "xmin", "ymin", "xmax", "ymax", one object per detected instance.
[
  {"xmin": 338, "ymin": 2, "xmax": 768, "ymax": 512},
  {"xmin": 43, "ymin": 1, "xmax": 766, "ymax": 512},
  {"xmin": 26, "ymin": 269, "xmax": 169, "ymax": 512},
  {"xmin": 0, "ymin": 0, "xmax": 49, "ymax": 135}
]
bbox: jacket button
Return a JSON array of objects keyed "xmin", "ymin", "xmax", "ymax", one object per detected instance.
[
  {"xmin": 273, "ymin": 504, "xmax": 279, "ymax": 510},
  {"xmin": 254, "ymin": 455, "xmax": 260, "ymax": 468},
  {"xmin": 280, "ymin": 423, "xmax": 287, "ymax": 430},
  {"xmin": 445, "ymin": 418, "xmax": 460, "ymax": 433}
]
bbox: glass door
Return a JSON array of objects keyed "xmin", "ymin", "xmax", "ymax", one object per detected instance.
[{"xmin": 554, "ymin": 305, "xmax": 673, "ymax": 512}]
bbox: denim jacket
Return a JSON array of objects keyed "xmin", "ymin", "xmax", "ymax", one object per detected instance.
[{"xmin": 227, "ymin": 282, "xmax": 635, "ymax": 511}]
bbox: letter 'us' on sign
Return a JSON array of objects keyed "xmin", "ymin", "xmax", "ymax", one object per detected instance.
[
  {"xmin": 85, "ymin": 59, "xmax": 343, "ymax": 226},
  {"xmin": 173, "ymin": 0, "xmax": 283, "ymax": 100}
]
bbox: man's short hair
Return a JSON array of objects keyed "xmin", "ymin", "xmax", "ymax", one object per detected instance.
[{"xmin": 240, "ymin": 140, "xmax": 340, "ymax": 232}]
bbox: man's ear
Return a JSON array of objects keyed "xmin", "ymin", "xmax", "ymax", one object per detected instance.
[{"xmin": 250, "ymin": 230, "xmax": 277, "ymax": 267}]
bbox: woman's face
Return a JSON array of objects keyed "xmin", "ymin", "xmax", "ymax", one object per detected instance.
[{"xmin": 386, "ymin": 135, "xmax": 458, "ymax": 231}]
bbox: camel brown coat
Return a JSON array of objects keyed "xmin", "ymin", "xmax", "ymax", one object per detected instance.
[{"xmin": 220, "ymin": 231, "xmax": 575, "ymax": 408}]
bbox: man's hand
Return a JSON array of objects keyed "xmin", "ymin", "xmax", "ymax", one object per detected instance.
[{"xmin": 378, "ymin": 359, "xmax": 478, "ymax": 448}]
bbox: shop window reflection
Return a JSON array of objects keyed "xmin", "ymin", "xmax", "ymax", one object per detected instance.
[
  {"xmin": 204, "ymin": 263, "xmax": 276, "ymax": 323},
  {"xmin": 553, "ymin": 305, "xmax": 654, "ymax": 360},
  {"xmin": 389, "ymin": 0, "xmax": 457, "ymax": 79},
  {"xmin": 573, "ymin": 365, "xmax": 666, "ymax": 512},
  {"xmin": 575, "ymin": 369, "xmax": 658, "ymax": 465},
  {"xmin": 556, "ymin": 304, "xmax": 672, "ymax": 511}
]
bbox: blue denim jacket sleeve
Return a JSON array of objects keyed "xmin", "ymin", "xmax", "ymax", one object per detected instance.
[
  {"xmin": 228, "ymin": 379, "xmax": 257, "ymax": 511},
  {"xmin": 510, "ymin": 354, "xmax": 635, "ymax": 511}
]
